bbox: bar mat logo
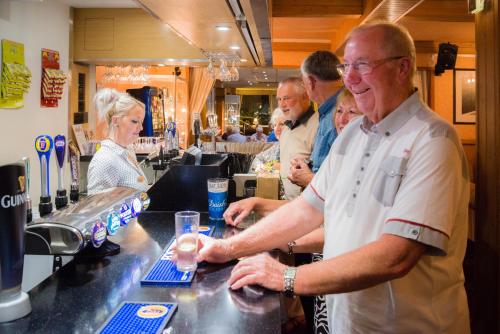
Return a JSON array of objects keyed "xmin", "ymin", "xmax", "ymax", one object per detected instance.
[{"xmin": 136, "ymin": 305, "xmax": 168, "ymax": 319}]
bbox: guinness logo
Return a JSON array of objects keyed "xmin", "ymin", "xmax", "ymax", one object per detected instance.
[{"xmin": 18, "ymin": 176, "xmax": 25, "ymax": 193}]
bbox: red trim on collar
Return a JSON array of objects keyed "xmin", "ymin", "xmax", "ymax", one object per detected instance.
[
  {"xmin": 310, "ymin": 185, "xmax": 325, "ymax": 202},
  {"xmin": 386, "ymin": 218, "xmax": 450, "ymax": 239}
]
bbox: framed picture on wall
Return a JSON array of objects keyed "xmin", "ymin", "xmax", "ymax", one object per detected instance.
[{"xmin": 453, "ymin": 69, "xmax": 476, "ymax": 124}]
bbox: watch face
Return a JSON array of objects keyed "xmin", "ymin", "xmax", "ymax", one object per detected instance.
[{"xmin": 285, "ymin": 267, "xmax": 297, "ymax": 278}]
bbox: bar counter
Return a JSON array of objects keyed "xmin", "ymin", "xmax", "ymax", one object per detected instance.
[{"xmin": 1, "ymin": 212, "xmax": 280, "ymax": 334}]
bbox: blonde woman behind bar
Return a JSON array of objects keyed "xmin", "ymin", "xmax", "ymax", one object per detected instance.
[{"xmin": 87, "ymin": 88, "xmax": 148, "ymax": 195}]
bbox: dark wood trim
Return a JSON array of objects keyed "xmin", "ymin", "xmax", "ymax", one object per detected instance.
[{"xmin": 472, "ymin": 1, "xmax": 500, "ymax": 333}]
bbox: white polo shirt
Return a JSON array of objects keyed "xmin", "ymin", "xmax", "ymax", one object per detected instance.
[
  {"xmin": 87, "ymin": 139, "xmax": 148, "ymax": 195},
  {"xmin": 303, "ymin": 92, "xmax": 470, "ymax": 333}
]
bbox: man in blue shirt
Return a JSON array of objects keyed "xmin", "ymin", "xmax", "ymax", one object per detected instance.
[
  {"xmin": 287, "ymin": 50, "xmax": 343, "ymax": 334},
  {"xmin": 288, "ymin": 50, "xmax": 343, "ymax": 188}
]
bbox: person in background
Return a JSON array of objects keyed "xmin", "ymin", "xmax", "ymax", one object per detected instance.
[
  {"xmin": 278, "ymin": 77, "xmax": 319, "ymax": 200},
  {"xmin": 266, "ymin": 111, "xmax": 284, "ymax": 142},
  {"xmin": 288, "ymin": 50, "xmax": 343, "ymax": 189},
  {"xmin": 87, "ymin": 88, "xmax": 147, "ymax": 195},
  {"xmin": 250, "ymin": 108, "xmax": 285, "ymax": 173},
  {"xmin": 220, "ymin": 125, "xmax": 232, "ymax": 141},
  {"xmin": 192, "ymin": 21, "xmax": 470, "ymax": 334},
  {"xmin": 249, "ymin": 125, "xmax": 268, "ymax": 142},
  {"xmin": 226, "ymin": 125, "xmax": 248, "ymax": 143}
]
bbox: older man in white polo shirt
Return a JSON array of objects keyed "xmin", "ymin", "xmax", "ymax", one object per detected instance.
[{"xmin": 193, "ymin": 22, "xmax": 470, "ymax": 334}]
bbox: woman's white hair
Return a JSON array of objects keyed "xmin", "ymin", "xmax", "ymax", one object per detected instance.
[
  {"xmin": 269, "ymin": 107, "xmax": 284, "ymax": 127},
  {"xmin": 94, "ymin": 88, "xmax": 145, "ymax": 127}
]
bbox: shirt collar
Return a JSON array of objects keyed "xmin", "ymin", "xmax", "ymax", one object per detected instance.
[
  {"xmin": 101, "ymin": 139, "xmax": 131, "ymax": 158},
  {"xmin": 285, "ymin": 104, "xmax": 315, "ymax": 129},
  {"xmin": 360, "ymin": 89, "xmax": 421, "ymax": 137},
  {"xmin": 318, "ymin": 88, "xmax": 343, "ymax": 116}
]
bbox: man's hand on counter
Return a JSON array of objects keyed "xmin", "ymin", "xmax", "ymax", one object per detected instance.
[
  {"xmin": 227, "ymin": 253, "xmax": 286, "ymax": 292},
  {"xmin": 195, "ymin": 234, "xmax": 234, "ymax": 263}
]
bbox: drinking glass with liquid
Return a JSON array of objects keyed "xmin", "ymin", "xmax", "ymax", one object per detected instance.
[{"xmin": 175, "ymin": 211, "xmax": 200, "ymax": 272}]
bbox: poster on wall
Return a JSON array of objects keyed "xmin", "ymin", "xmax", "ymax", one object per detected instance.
[
  {"xmin": 453, "ymin": 69, "xmax": 476, "ymax": 124},
  {"xmin": 41, "ymin": 48, "xmax": 66, "ymax": 107},
  {"xmin": 0, "ymin": 39, "xmax": 32, "ymax": 109}
]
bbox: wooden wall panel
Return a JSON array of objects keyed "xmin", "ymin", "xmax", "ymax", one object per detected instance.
[
  {"xmin": 73, "ymin": 9, "xmax": 204, "ymax": 63},
  {"xmin": 472, "ymin": 0, "xmax": 500, "ymax": 333}
]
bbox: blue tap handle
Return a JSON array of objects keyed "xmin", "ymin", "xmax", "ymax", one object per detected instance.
[
  {"xmin": 54, "ymin": 135, "xmax": 66, "ymax": 169},
  {"xmin": 35, "ymin": 135, "xmax": 54, "ymax": 198}
]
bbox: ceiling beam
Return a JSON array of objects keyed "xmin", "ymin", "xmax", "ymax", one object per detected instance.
[
  {"xmin": 405, "ymin": 0, "xmax": 474, "ymax": 22},
  {"xmin": 272, "ymin": 0, "xmax": 363, "ymax": 18},
  {"xmin": 272, "ymin": 41, "xmax": 331, "ymax": 52},
  {"xmin": 334, "ymin": 0, "xmax": 425, "ymax": 55}
]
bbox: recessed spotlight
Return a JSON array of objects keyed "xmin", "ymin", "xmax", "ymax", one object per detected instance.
[
  {"xmin": 216, "ymin": 26, "xmax": 230, "ymax": 31},
  {"xmin": 230, "ymin": 45, "xmax": 240, "ymax": 50},
  {"xmin": 262, "ymin": 71, "xmax": 266, "ymax": 74},
  {"xmin": 240, "ymin": 58, "xmax": 248, "ymax": 62},
  {"xmin": 157, "ymin": 64, "xmax": 166, "ymax": 67}
]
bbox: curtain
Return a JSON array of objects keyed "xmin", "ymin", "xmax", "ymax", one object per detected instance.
[
  {"xmin": 189, "ymin": 67, "xmax": 215, "ymax": 133},
  {"xmin": 415, "ymin": 69, "xmax": 430, "ymax": 105}
]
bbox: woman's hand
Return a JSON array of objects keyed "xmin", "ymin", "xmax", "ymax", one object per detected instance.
[
  {"xmin": 223, "ymin": 197, "xmax": 258, "ymax": 226},
  {"xmin": 289, "ymin": 158, "xmax": 314, "ymax": 188}
]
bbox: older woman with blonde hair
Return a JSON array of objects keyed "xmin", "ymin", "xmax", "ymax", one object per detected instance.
[{"xmin": 87, "ymin": 88, "xmax": 147, "ymax": 195}]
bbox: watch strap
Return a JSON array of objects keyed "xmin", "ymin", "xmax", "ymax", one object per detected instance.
[{"xmin": 283, "ymin": 266, "xmax": 297, "ymax": 297}]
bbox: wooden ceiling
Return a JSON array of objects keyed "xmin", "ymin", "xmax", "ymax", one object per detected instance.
[
  {"xmin": 78, "ymin": 0, "xmax": 475, "ymax": 86},
  {"xmin": 271, "ymin": 0, "xmax": 475, "ymax": 68}
]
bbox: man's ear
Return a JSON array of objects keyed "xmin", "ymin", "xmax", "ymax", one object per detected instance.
[
  {"xmin": 308, "ymin": 75, "xmax": 316, "ymax": 89},
  {"xmin": 398, "ymin": 57, "xmax": 412, "ymax": 81}
]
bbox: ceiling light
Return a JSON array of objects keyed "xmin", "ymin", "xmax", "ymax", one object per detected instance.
[
  {"xmin": 230, "ymin": 45, "xmax": 240, "ymax": 50},
  {"xmin": 262, "ymin": 71, "xmax": 266, "ymax": 74},
  {"xmin": 240, "ymin": 58, "xmax": 248, "ymax": 62},
  {"xmin": 216, "ymin": 26, "xmax": 230, "ymax": 31},
  {"xmin": 157, "ymin": 64, "xmax": 166, "ymax": 67}
]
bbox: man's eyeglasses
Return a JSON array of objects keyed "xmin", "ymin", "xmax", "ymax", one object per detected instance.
[
  {"xmin": 276, "ymin": 95, "xmax": 296, "ymax": 103},
  {"xmin": 336, "ymin": 56, "xmax": 404, "ymax": 77}
]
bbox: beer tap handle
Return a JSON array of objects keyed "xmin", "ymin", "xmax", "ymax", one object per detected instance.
[
  {"xmin": 68, "ymin": 141, "xmax": 80, "ymax": 202},
  {"xmin": 21, "ymin": 157, "xmax": 32, "ymax": 223},
  {"xmin": 54, "ymin": 135, "xmax": 68, "ymax": 209},
  {"xmin": 35, "ymin": 135, "xmax": 54, "ymax": 217}
]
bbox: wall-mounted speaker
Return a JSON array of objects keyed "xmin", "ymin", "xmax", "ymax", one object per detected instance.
[{"xmin": 435, "ymin": 43, "xmax": 458, "ymax": 76}]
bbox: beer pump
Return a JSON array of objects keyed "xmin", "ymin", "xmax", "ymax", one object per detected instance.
[
  {"xmin": 21, "ymin": 157, "xmax": 32, "ymax": 223},
  {"xmin": 68, "ymin": 141, "xmax": 80, "ymax": 202},
  {"xmin": 35, "ymin": 135, "xmax": 54, "ymax": 217},
  {"xmin": 0, "ymin": 162, "xmax": 32, "ymax": 322},
  {"xmin": 54, "ymin": 135, "xmax": 68, "ymax": 209}
]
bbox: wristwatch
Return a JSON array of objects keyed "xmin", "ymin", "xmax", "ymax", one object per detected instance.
[
  {"xmin": 283, "ymin": 266, "xmax": 298, "ymax": 297},
  {"xmin": 287, "ymin": 241, "xmax": 296, "ymax": 255}
]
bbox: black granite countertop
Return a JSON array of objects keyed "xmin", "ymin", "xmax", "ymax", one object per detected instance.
[{"xmin": 0, "ymin": 212, "xmax": 280, "ymax": 334}]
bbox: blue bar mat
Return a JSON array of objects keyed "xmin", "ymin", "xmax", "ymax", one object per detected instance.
[
  {"xmin": 140, "ymin": 225, "xmax": 213, "ymax": 286},
  {"xmin": 97, "ymin": 301, "xmax": 177, "ymax": 334}
]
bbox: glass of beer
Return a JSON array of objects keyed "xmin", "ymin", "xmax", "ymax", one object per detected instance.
[
  {"xmin": 207, "ymin": 178, "xmax": 229, "ymax": 221},
  {"xmin": 175, "ymin": 211, "xmax": 200, "ymax": 272}
]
